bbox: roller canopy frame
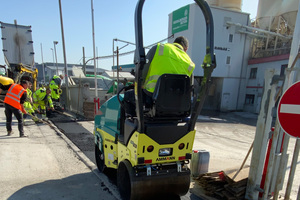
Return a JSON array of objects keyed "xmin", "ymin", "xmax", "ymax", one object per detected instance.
[{"xmin": 133, "ymin": 0, "xmax": 216, "ymax": 133}]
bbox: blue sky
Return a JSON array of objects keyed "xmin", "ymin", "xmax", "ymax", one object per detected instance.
[{"xmin": 0, "ymin": 0, "xmax": 258, "ymax": 70}]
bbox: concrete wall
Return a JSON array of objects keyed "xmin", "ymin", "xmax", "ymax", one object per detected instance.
[
  {"xmin": 220, "ymin": 78, "xmax": 239, "ymax": 111},
  {"xmin": 60, "ymin": 84, "xmax": 111, "ymax": 118}
]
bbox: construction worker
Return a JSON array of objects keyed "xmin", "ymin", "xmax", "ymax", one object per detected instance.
[
  {"xmin": 33, "ymin": 87, "xmax": 54, "ymax": 119},
  {"xmin": 123, "ymin": 36, "xmax": 195, "ymax": 115},
  {"xmin": 1, "ymin": 79, "xmax": 29, "ymax": 137},
  {"xmin": 0, "ymin": 76, "xmax": 14, "ymax": 94},
  {"xmin": 142, "ymin": 36, "xmax": 195, "ymax": 95},
  {"xmin": 23, "ymin": 81, "xmax": 39, "ymax": 123},
  {"xmin": 49, "ymin": 74, "xmax": 63, "ymax": 101}
]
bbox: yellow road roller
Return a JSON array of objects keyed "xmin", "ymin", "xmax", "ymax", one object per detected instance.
[{"xmin": 94, "ymin": 0, "xmax": 216, "ymax": 199}]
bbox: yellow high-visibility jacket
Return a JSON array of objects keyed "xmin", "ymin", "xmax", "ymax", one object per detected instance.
[{"xmin": 143, "ymin": 43, "xmax": 194, "ymax": 93}]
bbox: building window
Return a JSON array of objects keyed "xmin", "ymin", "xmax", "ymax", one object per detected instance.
[
  {"xmin": 250, "ymin": 68, "xmax": 257, "ymax": 79},
  {"xmin": 245, "ymin": 94, "xmax": 255, "ymax": 105},
  {"xmin": 280, "ymin": 64, "xmax": 288, "ymax": 77},
  {"xmin": 226, "ymin": 56, "xmax": 231, "ymax": 64},
  {"xmin": 229, "ymin": 34, "xmax": 233, "ymax": 43}
]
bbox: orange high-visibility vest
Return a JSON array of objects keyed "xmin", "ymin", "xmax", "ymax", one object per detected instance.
[{"xmin": 4, "ymin": 84, "xmax": 26, "ymax": 110}]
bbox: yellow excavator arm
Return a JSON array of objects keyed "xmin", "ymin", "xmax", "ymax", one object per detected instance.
[
  {"xmin": 12, "ymin": 63, "xmax": 38, "ymax": 92},
  {"xmin": 19, "ymin": 65, "xmax": 38, "ymax": 91}
]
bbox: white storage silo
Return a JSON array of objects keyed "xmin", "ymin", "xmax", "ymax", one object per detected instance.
[
  {"xmin": 207, "ymin": 0, "xmax": 242, "ymax": 12},
  {"xmin": 278, "ymin": 0, "xmax": 299, "ymax": 32},
  {"xmin": 219, "ymin": 0, "xmax": 242, "ymax": 12},
  {"xmin": 256, "ymin": 0, "xmax": 299, "ymax": 32},
  {"xmin": 206, "ymin": 0, "xmax": 219, "ymax": 6}
]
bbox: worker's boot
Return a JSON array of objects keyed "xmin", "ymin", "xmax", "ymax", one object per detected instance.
[
  {"xmin": 41, "ymin": 114, "xmax": 48, "ymax": 120},
  {"xmin": 7, "ymin": 130, "xmax": 13, "ymax": 136},
  {"xmin": 20, "ymin": 134, "xmax": 28, "ymax": 138}
]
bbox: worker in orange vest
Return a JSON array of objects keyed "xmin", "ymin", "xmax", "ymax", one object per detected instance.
[{"xmin": 2, "ymin": 79, "xmax": 29, "ymax": 137}]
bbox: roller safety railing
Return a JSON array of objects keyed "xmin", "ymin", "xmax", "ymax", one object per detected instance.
[{"xmin": 133, "ymin": 0, "xmax": 216, "ymax": 133}]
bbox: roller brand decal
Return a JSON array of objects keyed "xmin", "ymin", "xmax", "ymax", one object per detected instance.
[
  {"xmin": 214, "ymin": 46, "xmax": 230, "ymax": 51},
  {"xmin": 156, "ymin": 156, "xmax": 175, "ymax": 161}
]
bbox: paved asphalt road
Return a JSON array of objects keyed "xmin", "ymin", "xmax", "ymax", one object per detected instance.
[
  {"xmin": 51, "ymin": 110, "xmax": 299, "ymax": 200},
  {"xmin": 0, "ymin": 106, "xmax": 120, "ymax": 200},
  {"xmin": 2, "ymin": 106, "xmax": 298, "ymax": 200},
  {"xmin": 50, "ymin": 111, "xmax": 256, "ymax": 200}
]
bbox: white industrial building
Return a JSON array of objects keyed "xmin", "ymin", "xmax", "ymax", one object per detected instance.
[
  {"xmin": 244, "ymin": 0, "xmax": 298, "ymax": 113},
  {"xmin": 168, "ymin": 2, "xmax": 251, "ymax": 112},
  {"xmin": 245, "ymin": 55, "xmax": 289, "ymax": 113},
  {"xmin": 168, "ymin": 0, "xmax": 298, "ymax": 113}
]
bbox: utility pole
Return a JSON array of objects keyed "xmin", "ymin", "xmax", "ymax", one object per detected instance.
[
  {"xmin": 58, "ymin": 0, "xmax": 69, "ymax": 110},
  {"xmin": 117, "ymin": 46, "xmax": 119, "ymax": 93},
  {"xmin": 82, "ymin": 47, "xmax": 86, "ymax": 75},
  {"xmin": 91, "ymin": 0, "xmax": 97, "ymax": 97},
  {"xmin": 112, "ymin": 39, "xmax": 115, "ymax": 78},
  {"xmin": 51, "ymin": 48, "xmax": 55, "ymax": 81},
  {"xmin": 40, "ymin": 43, "xmax": 45, "ymax": 83},
  {"xmin": 53, "ymin": 41, "xmax": 58, "ymax": 75}
]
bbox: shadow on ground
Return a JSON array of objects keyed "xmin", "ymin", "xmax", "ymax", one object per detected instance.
[
  {"xmin": 8, "ymin": 172, "xmax": 116, "ymax": 200},
  {"xmin": 199, "ymin": 110, "xmax": 258, "ymax": 126}
]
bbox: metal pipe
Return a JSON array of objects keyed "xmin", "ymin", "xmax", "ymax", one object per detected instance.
[
  {"xmin": 237, "ymin": 30, "xmax": 268, "ymax": 38},
  {"xmin": 262, "ymin": 118, "xmax": 281, "ymax": 199},
  {"xmin": 297, "ymin": 184, "xmax": 300, "ymax": 200},
  {"xmin": 53, "ymin": 41, "xmax": 58, "ymax": 75},
  {"xmin": 112, "ymin": 39, "xmax": 115, "ymax": 92},
  {"xmin": 84, "ymin": 35, "xmax": 172, "ymax": 66},
  {"xmin": 117, "ymin": 46, "xmax": 119, "ymax": 93},
  {"xmin": 274, "ymin": 1, "xmax": 300, "ymax": 195},
  {"xmin": 82, "ymin": 47, "xmax": 86, "ymax": 75},
  {"xmin": 115, "ymin": 38, "xmax": 135, "ymax": 46},
  {"xmin": 40, "ymin": 43, "xmax": 45, "ymax": 83},
  {"xmin": 274, "ymin": 16, "xmax": 281, "ymax": 50},
  {"xmin": 226, "ymin": 21, "xmax": 292, "ymax": 39},
  {"xmin": 273, "ymin": 133, "xmax": 290, "ymax": 200},
  {"xmin": 265, "ymin": 16, "xmax": 273, "ymax": 51},
  {"xmin": 91, "ymin": 0, "xmax": 97, "ymax": 98},
  {"xmin": 58, "ymin": 0, "xmax": 69, "ymax": 110},
  {"xmin": 284, "ymin": 138, "xmax": 300, "ymax": 200},
  {"xmin": 51, "ymin": 48, "xmax": 55, "ymax": 71},
  {"xmin": 188, "ymin": 0, "xmax": 216, "ymax": 131},
  {"xmin": 236, "ymin": 15, "xmax": 250, "ymax": 110},
  {"xmin": 134, "ymin": 0, "xmax": 146, "ymax": 133},
  {"xmin": 246, "ymin": 69, "xmax": 276, "ymax": 199},
  {"xmin": 273, "ymin": 68, "xmax": 294, "ymax": 199},
  {"xmin": 232, "ymin": 142, "xmax": 253, "ymax": 180}
]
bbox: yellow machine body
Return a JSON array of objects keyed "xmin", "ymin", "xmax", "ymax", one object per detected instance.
[{"xmin": 95, "ymin": 127, "xmax": 195, "ymax": 169}]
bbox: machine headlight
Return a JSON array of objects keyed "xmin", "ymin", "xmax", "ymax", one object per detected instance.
[
  {"xmin": 178, "ymin": 143, "xmax": 185, "ymax": 150},
  {"xmin": 159, "ymin": 148, "xmax": 173, "ymax": 156},
  {"xmin": 147, "ymin": 145, "xmax": 154, "ymax": 152}
]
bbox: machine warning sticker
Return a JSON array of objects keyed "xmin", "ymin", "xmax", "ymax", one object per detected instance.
[{"xmin": 108, "ymin": 153, "xmax": 114, "ymax": 161}]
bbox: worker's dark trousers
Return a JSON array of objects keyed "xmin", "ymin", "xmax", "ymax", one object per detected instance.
[{"xmin": 4, "ymin": 103, "xmax": 24, "ymax": 136}]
